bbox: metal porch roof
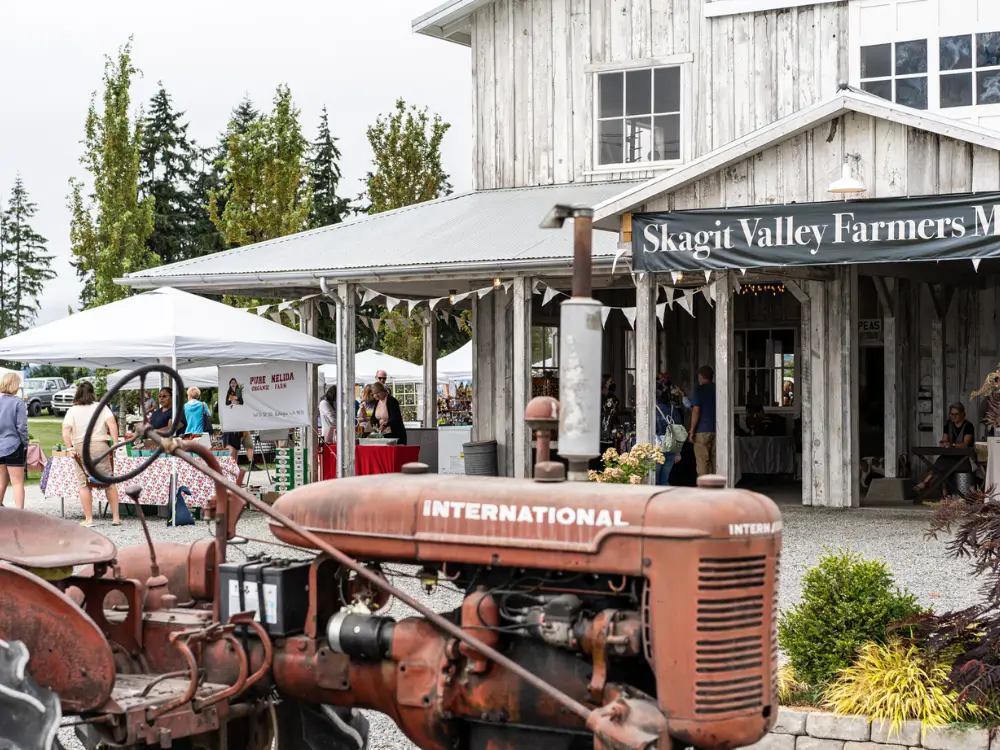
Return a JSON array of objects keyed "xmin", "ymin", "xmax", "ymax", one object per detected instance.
[{"xmin": 120, "ymin": 181, "xmax": 642, "ymax": 292}]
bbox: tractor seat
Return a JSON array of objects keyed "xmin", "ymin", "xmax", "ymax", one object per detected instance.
[{"xmin": 0, "ymin": 507, "xmax": 116, "ymax": 569}]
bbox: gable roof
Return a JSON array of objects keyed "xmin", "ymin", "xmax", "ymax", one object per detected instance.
[
  {"xmin": 412, "ymin": 0, "xmax": 491, "ymax": 46},
  {"xmin": 592, "ymin": 88, "xmax": 1000, "ymax": 225},
  {"xmin": 118, "ymin": 181, "xmax": 641, "ymax": 296}
]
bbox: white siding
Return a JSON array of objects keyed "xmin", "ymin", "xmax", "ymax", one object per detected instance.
[{"xmin": 470, "ymin": 0, "xmax": 850, "ymax": 189}]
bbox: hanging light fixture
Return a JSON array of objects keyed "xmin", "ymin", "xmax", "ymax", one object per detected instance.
[
  {"xmin": 828, "ymin": 157, "xmax": 866, "ymax": 195},
  {"xmin": 493, "ymin": 277, "xmax": 502, "ymax": 289},
  {"xmin": 448, "ymin": 289, "xmax": 457, "ymax": 304}
]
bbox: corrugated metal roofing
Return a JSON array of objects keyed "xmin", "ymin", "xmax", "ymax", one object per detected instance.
[{"xmin": 123, "ymin": 181, "xmax": 642, "ymax": 283}]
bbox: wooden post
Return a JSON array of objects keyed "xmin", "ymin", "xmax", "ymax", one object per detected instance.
[
  {"xmin": 928, "ymin": 284, "xmax": 953, "ymax": 448},
  {"xmin": 337, "ymin": 283, "xmax": 357, "ymax": 477},
  {"xmin": 493, "ymin": 287, "xmax": 513, "ymax": 477},
  {"xmin": 874, "ymin": 277, "xmax": 899, "ymax": 477},
  {"xmin": 635, "ymin": 274, "xmax": 656, "ymax": 457},
  {"xmin": 422, "ymin": 311, "xmax": 438, "ymax": 430},
  {"xmin": 512, "ymin": 277, "xmax": 533, "ymax": 478},
  {"xmin": 299, "ymin": 299, "xmax": 319, "ymax": 484},
  {"xmin": 714, "ymin": 273, "xmax": 735, "ymax": 484},
  {"xmin": 841, "ymin": 266, "xmax": 860, "ymax": 508},
  {"xmin": 785, "ymin": 279, "xmax": 811, "ymax": 503},
  {"xmin": 805, "ymin": 279, "xmax": 829, "ymax": 506}
]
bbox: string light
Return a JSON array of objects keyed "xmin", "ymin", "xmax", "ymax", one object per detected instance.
[
  {"xmin": 448, "ymin": 289, "xmax": 456, "ymax": 304},
  {"xmin": 493, "ymin": 277, "xmax": 502, "ymax": 288},
  {"xmin": 738, "ymin": 283, "xmax": 786, "ymax": 297}
]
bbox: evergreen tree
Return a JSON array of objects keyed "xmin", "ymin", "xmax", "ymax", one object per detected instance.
[
  {"xmin": 3, "ymin": 177, "xmax": 55, "ymax": 332},
  {"xmin": 0, "ymin": 207, "xmax": 10, "ymax": 336},
  {"xmin": 209, "ymin": 84, "xmax": 312, "ymax": 247},
  {"xmin": 140, "ymin": 84, "xmax": 200, "ymax": 265},
  {"xmin": 308, "ymin": 107, "xmax": 350, "ymax": 228},
  {"xmin": 68, "ymin": 38, "xmax": 156, "ymax": 308}
]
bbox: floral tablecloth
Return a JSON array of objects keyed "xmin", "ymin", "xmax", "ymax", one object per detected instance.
[{"xmin": 43, "ymin": 454, "xmax": 239, "ymax": 508}]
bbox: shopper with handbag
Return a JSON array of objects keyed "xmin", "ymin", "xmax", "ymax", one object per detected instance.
[
  {"xmin": 61, "ymin": 380, "xmax": 121, "ymax": 527},
  {"xmin": 0, "ymin": 373, "xmax": 28, "ymax": 508},
  {"xmin": 654, "ymin": 373, "xmax": 688, "ymax": 486}
]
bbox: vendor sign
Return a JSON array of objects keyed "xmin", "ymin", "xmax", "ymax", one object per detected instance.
[
  {"xmin": 218, "ymin": 362, "xmax": 308, "ymax": 431},
  {"xmin": 632, "ymin": 191, "xmax": 1000, "ymax": 271}
]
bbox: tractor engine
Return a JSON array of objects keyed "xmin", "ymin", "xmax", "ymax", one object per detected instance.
[{"xmin": 260, "ymin": 468, "xmax": 782, "ymax": 750}]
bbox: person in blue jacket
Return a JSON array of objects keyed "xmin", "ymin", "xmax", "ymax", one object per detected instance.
[{"xmin": 654, "ymin": 373, "xmax": 688, "ymax": 486}]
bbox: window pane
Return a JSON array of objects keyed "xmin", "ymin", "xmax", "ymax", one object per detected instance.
[
  {"xmin": 861, "ymin": 44, "xmax": 892, "ymax": 78},
  {"xmin": 979, "ymin": 70, "xmax": 1000, "ymax": 104},
  {"xmin": 625, "ymin": 69, "xmax": 652, "ymax": 116},
  {"xmin": 941, "ymin": 72, "xmax": 973, "ymax": 107},
  {"xmin": 861, "ymin": 79, "xmax": 892, "ymax": 101},
  {"xmin": 598, "ymin": 119, "xmax": 624, "ymax": 165},
  {"xmin": 652, "ymin": 114, "xmax": 680, "ymax": 161},
  {"xmin": 940, "ymin": 35, "xmax": 972, "ymax": 71},
  {"xmin": 624, "ymin": 116, "xmax": 652, "ymax": 163},
  {"xmin": 978, "ymin": 31, "xmax": 1000, "ymax": 68},
  {"xmin": 896, "ymin": 76, "xmax": 928, "ymax": 109},
  {"xmin": 895, "ymin": 39, "xmax": 927, "ymax": 75},
  {"xmin": 598, "ymin": 72, "xmax": 623, "ymax": 118},
  {"xmin": 653, "ymin": 67, "xmax": 680, "ymax": 112}
]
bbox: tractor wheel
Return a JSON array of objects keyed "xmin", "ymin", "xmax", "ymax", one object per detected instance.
[{"xmin": 274, "ymin": 699, "xmax": 370, "ymax": 750}]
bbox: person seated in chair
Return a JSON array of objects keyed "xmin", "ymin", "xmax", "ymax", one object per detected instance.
[{"xmin": 913, "ymin": 402, "xmax": 975, "ymax": 497}]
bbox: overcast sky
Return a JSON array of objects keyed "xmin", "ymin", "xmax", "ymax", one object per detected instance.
[{"xmin": 0, "ymin": 0, "xmax": 472, "ymax": 325}]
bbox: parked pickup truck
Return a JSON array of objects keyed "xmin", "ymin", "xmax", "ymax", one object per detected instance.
[
  {"xmin": 50, "ymin": 377, "xmax": 98, "ymax": 417},
  {"xmin": 22, "ymin": 377, "xmax": 68, "ymax": 417}
]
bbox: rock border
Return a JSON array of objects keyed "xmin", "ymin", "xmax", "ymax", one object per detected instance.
[{"xmin": 745, "ymin": 709, "xmax": 993, "ymax": 750}]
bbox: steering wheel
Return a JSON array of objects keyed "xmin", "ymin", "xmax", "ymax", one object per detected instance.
[{"xmin": 82, "ymin": 364, "xmax": 187, "ymax": 486}]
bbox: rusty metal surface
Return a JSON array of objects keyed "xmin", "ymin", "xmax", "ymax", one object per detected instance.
[
  {"xmin": 70, "ymin": 576, "xmax": 145, "ymax": 654},
  {"xmin": 0, "ymin": 563, "xmax": 116, "ymax": 712},
  {"xmin": 0, "ymin": 507, "xmax": 116, "ymax": 568}
]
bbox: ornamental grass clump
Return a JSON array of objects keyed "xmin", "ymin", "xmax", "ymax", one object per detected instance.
[
  {"xmin": 777, "ymin": 548, "xmax": 924, "ymax": 687},
  {"xmin": 824, "ymin": 641, "xmax": 977, "ymax": 735},
  {"xmin": 588, "ymin": 444, "xmax": 664, "ymax": 484}
]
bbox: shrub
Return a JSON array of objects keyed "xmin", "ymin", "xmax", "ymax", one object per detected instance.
[
  {"xmin": 778, "ymin": 548, "xmax": 924, "ymax": 686},
  {"xmin": 824, "ymin": 641, "xmax": 976, "ymax": 734},
  {"xmin": 588, "ymin": 444, "xmax": 664, "ymax": 484},
  {"xmin": 777, "ymin": 664, "xmax": 809, "ymax": 705}
]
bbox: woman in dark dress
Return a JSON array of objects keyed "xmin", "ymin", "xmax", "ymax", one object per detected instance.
[
  {"xmin": 913, "ymin": 401, "xmax": 975, "ymax": 497},
  {"xmin": 371, "ymin": 382, "xmax": 407, "ymax": 445}
]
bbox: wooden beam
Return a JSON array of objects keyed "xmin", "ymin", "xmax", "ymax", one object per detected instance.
[
  {"xmin": 872, "ymin": 275, "xmax": 894, "ymax": 317},
  {"xmin": 512, "ymin": 277, "xmax": 533, "ymax": 478},
  {"xmin": 882, "ymin": 278, "xmax": 899, "ymax": 477},
  {"xmin": 928, "ymin": 284, "xmax": 955, "ymax": 320},
  {"xmin": 783, "ymin": 279, "xmax": 809, "ymax": 305},
  {"xmin": 799, "ymin": 281, "xmax": 813, "ymax": 504},
  {"xmin": 807, "ymin": 280, "xmax": 829, "ymax": 506},
  {"xmin": 299, "ymin": 299, "xmax": 319, "ymax": 484},
  {"xmin": 841, "ymin": 266, "xmax": 860, "ymax": 507},
  {"xmin": 714, "ymin": 274, "xmax": 735, "ymax": 484},
  {"xmin": 621, "ymin": 213, "xmax": 633, "ymax": 244},
  {"xmin": 422, "ymin": 311, "xmax": 438, "ymax": 430},
  {"xmin": 635, "ymin": 274, "xmax": 657, "ymax": 470},
  {"xmin": 337, "ymin": 283, "xmax": 357, "ymax": 477}
]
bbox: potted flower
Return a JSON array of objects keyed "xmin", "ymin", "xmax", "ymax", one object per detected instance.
[{"xmin": 588, "ymin": 444, "xmax": 664, "ymax": 484}]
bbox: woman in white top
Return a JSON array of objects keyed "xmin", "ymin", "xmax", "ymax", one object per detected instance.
[
  {"xmin": 318, "ymin": 386, "xmax": 336, "ymax": 442},
  {"xmin": 61, "ymin": 381, "xmax": 121, "ymax": 527}
]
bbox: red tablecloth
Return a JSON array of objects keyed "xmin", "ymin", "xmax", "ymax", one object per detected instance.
[{"xmin": 320, "ymin": 444, "xmax": 421, "ymax": 478}]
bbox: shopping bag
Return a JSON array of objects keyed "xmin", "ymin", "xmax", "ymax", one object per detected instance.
[{"xmin": 169, "ymin": 486, "xmax": 195, "ymax": 527}]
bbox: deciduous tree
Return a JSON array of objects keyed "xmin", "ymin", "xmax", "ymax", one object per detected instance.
[{"xmin": 68, "ymin": 38, "xmax": 156, "ymax": 308}]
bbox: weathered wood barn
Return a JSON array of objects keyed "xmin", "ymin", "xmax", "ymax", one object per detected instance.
[{"xmin": 121, "ymin": 0, "xmax": 1000, "ymax": 508}]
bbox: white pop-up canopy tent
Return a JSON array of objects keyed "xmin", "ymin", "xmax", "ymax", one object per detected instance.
[
  {"xmin": 0, "ymin": 287, "xmax": 336, "ymax": 369},
  {"xmin": 437, "ymin": 341, "xmax": 472, "ymax": 383},
  {"xmin": 106, "ymin": 366, "xmax": 219, "ymax": 392},
  {"xmin": 320, "ymin": 349, "xmax": 447, "ymax": 388}
]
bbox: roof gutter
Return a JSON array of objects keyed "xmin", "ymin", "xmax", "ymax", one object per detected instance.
[{"xmin": 115, "ymin": 254, "xmax": 623, "ymax": 291}]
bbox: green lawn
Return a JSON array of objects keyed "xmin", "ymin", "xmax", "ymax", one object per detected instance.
[{"xmin": 27, "ymin": 417, "xmax": 63, "ymax": 485}]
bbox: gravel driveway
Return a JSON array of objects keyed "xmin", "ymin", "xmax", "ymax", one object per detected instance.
[{"xmin": 25, "ymin": 482, "xmax": 977, "ymax": 750}]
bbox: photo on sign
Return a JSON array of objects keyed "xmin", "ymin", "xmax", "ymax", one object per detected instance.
[{"xmin": 223, "ymin": 378, "xmax": 245, "ymax": 409}]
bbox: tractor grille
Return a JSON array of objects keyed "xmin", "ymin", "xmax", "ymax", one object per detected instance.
[{"xmin": 694, "ymin": 555, "xmax": 771, "ymax": 715}]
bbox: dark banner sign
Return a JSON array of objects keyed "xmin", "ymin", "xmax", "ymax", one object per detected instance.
[{"xmin": 632, "ymin": 192, "xmax": 1000, "ymax": 271}]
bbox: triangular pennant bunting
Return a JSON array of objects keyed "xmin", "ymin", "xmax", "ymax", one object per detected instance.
[
  {"xmin": 703, "ymin": 270, "xmax": 712, "ymax": 283},
  {"xmin": 739, "ymin": 268, "xmax": 747, "ymax": 276},
  {"xmin": 677, "ymin": 294, "xmax": 694, "ymax": 318},
  {"xmin": 730, "ymin": 275, "xmax": 742, "ymax": 294},
  {"xmin": 663, "ymin": 286, "xmax": 675, "ymax": 306},
  {"xmin": 384, "ymin": 296, "xmax": 400, "ymax": 311},
  {"xmin": 623, "ymin": 307, "xmax": 637, "ymax": 329},
  {"xmin": 611, "ymin": 247, "xmax": 629, "ymax": 277},
  {"xmin": 656, "ymin": 302, "xmax": 667, "ymax": 326},
  {"xmin": 701, "ymin": 284, "xmax": 714, "ymax": 306},
  {"xmin": 503, "ymin": 281, "xmax": 513, "ymax": 292},
  {"xmin": 973, "ymin": 258, "xmax": 982, "ymax": 272},
  {"xmin": 278, "ymin": 301, "xmax": 293, "ymax": 312},
  {"xmin": 478, "ymin": 287, "xmax": 492, "ymax": 299},
  {"xmin": 408, "ymin": 299, "xmax": 421, "ymax": 315},
  {"xmin": 429, "ymin": 297, "xmax": 445, "ymax": 310},
  {"xmin": 362, "ymin": 288, "xmax": 379, "ymax": 305},
  {"xmin": 373, "ymin": 318, "xmax": 382, "ymax": 332},
  {"xmin": 269, "ymin": 311, "xmax": 283, "ymax": 324},
  {"xmin": 542, "ymin": 284, "xmax": 560, "ymax": 306},
  {"xmin": 670, "ymin": 270, "xmax": 682, "ymax": 284},
  {"xmin": 601, "ymin": 306, "xmax": 612, "ymax": 328},
  {"xmin": 453, "ymin": 293, "xmax": 469, "ymax": 305},
  {"xmin": 326, "ymin": 303, "xmax": 337, "ymax": 320}
]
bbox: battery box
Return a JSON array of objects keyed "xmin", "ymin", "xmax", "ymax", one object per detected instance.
[{"xmin": 218, "ymin": 558, "xmax": 312, "ymax": 637}]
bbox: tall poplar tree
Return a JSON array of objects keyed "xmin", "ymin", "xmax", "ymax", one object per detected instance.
[
  {"xmin": 3, "ymin": 177, "xmax": 55, "ymax": 332},
  {"xmin": 209, "ymin": 85, "xmax": 312, "ymax": 247},
  {"xmin": 363, "ymin": 98, "xmax": 465, "ymax": 361},
  {"xmin": 68, "ymin": 38, "xmax": 156, "ymax": 308},
  {"xmin": 140, "ymin": 84, "xmax": 200, "ymax": 265},
  {"xmin": 308, "ymin": 107, "xmax": 350, "ymax": 228}
]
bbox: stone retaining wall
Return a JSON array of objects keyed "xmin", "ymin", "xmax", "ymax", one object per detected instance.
[{"xmin": 747, "ymin": 710, "xmax": 993, "ymax": 750}]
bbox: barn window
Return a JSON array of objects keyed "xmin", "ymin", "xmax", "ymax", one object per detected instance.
[
  {"xmin": 860, "ymin": 39, "xmax": 929, "ymax": 110},
  {"xmin": 596, "ymin": 66, "xmax": 683, "ymax": 167}
]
